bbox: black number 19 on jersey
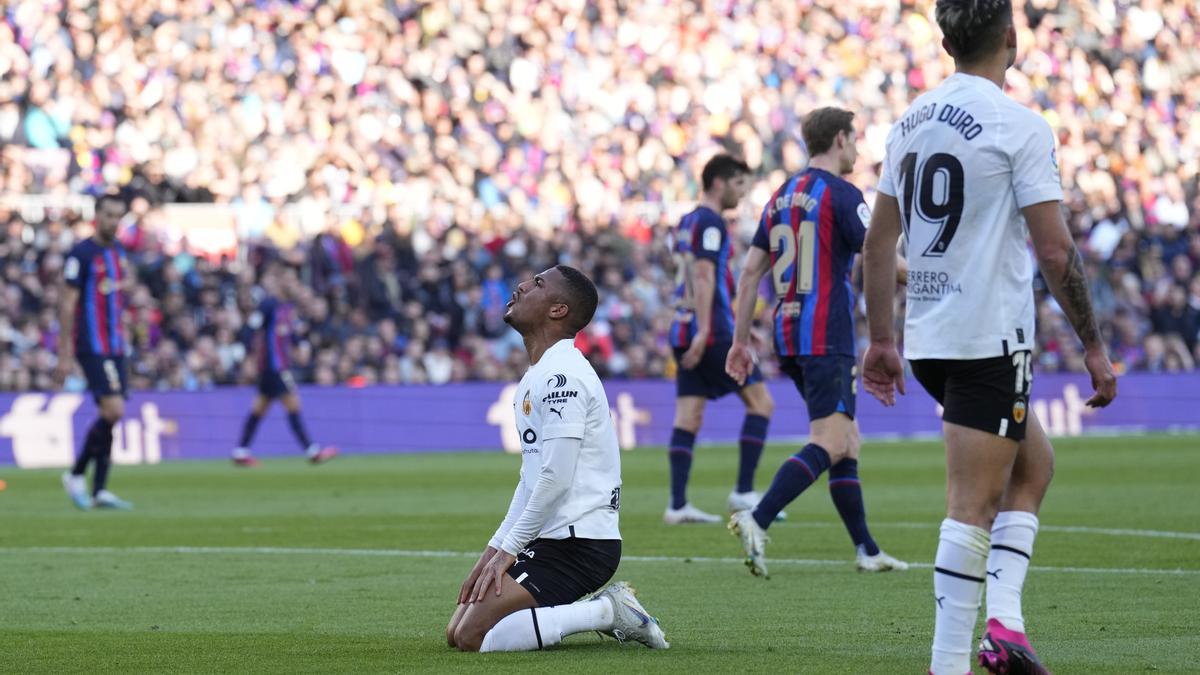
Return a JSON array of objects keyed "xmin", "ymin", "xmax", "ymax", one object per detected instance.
[{"xmin": 898, "ymin": 152, "xmax": 965, "ymax": 257}]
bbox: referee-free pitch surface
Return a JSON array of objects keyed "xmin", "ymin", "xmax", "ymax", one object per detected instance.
[{"xmin": 2, "ymin": 435, "xmax": 1197, "ymax": 673}]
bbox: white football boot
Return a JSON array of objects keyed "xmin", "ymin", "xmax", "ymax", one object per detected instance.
[
  {"xmin": 855, "ymin": 546, "xmax": 909, "ymax": 572},
  {"xmin": 596, "ymin": 581, "xmax": 669, "ymax": 649},
  {"xmin": 663, "ymin": 502, "xmax": 721, "ymax": 525},
  {"xmin": 728, "ymin": 509, "xmax": 771, "ymax": 578}
]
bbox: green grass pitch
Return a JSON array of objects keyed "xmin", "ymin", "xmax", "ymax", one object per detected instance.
[{"xmin": 2, "ymin": 435, "xmax": 1198, "ymax": 673}]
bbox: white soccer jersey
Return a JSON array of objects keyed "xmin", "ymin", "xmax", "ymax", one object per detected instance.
[
  {"xmin": 495, "ymin": 339, "xmax": 622, "ymax": 547},
  {"xmin": 877, "ymin": 73, "xmax": 1064, "ymax": 360}
]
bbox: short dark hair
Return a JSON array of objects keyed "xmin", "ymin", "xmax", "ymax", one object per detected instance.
[
  {"xmin": 801, "ymin": 107, "xmax": 855, "ymax": 157},
  {"xmin": 936, "ymin": 0, "xmax": 1013, "ymax": 64},
  {"xmin": 554, "ymin": 265, "xmax": 599, "ymax": 335},
  {"xmin": 95, "ymin": 192, "xmax": 128, "ymax": 212},
  {"xmin": 701, "ymin": 154, "xmax": 751, "ymax": 192}
]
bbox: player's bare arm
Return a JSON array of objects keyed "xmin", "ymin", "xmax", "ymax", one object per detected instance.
[
  {"xmin": 55, "ymin": 285, "xmax": 79, "ymax": 385},
  {"xmin": 861, "ymin": 192, "xmax": 906, "ymax": 406},
  {"xmin": 682, "ymin": 258, "xmax": 715, "ymax": 369},
  {"xmin": 727, "ymin": 246, "xmax": 770, "ymax": 385},
  {"xmin": 1024, "ymin": 201, "xmax": 1117, "ymax": 408}
]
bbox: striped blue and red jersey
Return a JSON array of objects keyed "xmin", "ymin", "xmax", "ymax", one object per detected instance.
[
  {"xmin": 752, "ymin": 168, "xmax": 869, "ymax": 357},
  {"xmin": 669, "ymin": 206, "xmax": 737, "ymax": 348},
  {"xmin": 257, "ymin": 297, "xmax": 295, "ymax": 373},
  {"xmin": 63, "ymin": 238, "xmax": 128, "ymax": 358}
]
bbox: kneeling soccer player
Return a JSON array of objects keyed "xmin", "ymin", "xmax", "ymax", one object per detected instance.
[{"xmin": 446, "ymin": 265, "xmax": 668, "ymax": 652}]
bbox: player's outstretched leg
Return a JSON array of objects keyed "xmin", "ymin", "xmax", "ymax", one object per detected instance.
[
  {"xmin": 728, "ymin": 442, "xmax": 832, "ymax": 577},
  {"xmin": 827, "ymin": 457, "xmax": 908, "ymax": 572}
]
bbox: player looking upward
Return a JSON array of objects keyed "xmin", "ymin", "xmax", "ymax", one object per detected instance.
[
  {"xmin": 725, "ymin": 107, "xmax": 907, "ymax": 577},
  {"xmin": 446, "ymin": 265, "xmax": 668, "ymax": 653},
  {"xmin": 861, "ymin": 1, "xmax": 1117, "ymax": 672},
  {"xmin": 666, "ymin": 154, "xmax": 776, "ymax": 525}
]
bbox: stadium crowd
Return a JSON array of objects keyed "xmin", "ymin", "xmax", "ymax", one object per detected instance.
[{"xmin": 1, "ymin": 0, "xmax": 1199, "ymax": 391}]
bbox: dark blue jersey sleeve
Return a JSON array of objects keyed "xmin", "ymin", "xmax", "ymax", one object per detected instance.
[
  {"xmin": 834, "ymin": 181, "xmax": 869, "ymax": 253},
  {"xmin": 63, "ymin": 242, "xmax": 88, "ymax": 289},
  {"xmin": 751, "ymin": 204, "xmax": 770, "ymax": 251},
  {"xmin": 691, "ymin": 209, "xmax": 727, "ymax": 263}
]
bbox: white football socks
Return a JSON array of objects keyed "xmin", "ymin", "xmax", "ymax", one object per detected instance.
[
  {"xmin": 986, "ymin": 511, "xmax": 1039, "ymax": 633},
  {"xmin": 479, "ymin": 598, "xmax": 614, "ymax": 652},
  {"xmin": 931, "ymin": 518, "xmax": 990, "ymax": 675}
]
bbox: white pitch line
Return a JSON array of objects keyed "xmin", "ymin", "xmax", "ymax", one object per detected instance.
[
  {"xmin": 4, "ymin": 546, "xmax": 1198, "ymax": 577},
  {"xmin": 761, "ymin": 521, "xmax": 1200, "ymax": 542}
]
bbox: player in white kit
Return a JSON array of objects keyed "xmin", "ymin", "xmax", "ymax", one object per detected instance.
[
  {"xmin": 860, "ymin": 1, "xmax": 1117, "ymax": 674},
  {"xmin": 446, "ymin": 265, "xmax": 669, "ymax": 653}
]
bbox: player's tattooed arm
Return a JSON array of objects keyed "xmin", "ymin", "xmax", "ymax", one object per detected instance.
[
  {"xmin": 1024, "ymin": 201, "xmax": 1101, "ymax": 349},
  {"xmin": 1054, "ymin": 246, "xmax": 1102, "ymax": 349}
]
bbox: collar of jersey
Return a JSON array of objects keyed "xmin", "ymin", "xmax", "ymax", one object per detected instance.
[
  {"xmin": 537, "ymin": 338, "xmax": 576, "ymax": 365},
  {"xmin": 948, "ymin": 71, "xmax": 1003, "ymax": 94}
]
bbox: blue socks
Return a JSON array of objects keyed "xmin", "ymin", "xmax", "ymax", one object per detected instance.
[
  {"xmin": 287, "ymin": 412, "xmax": 313, "ymax": 450},
  {"xmin": 668, "ymin": 428, "xmax": 696, "ymax": 510},
  {"xmin": 828, "ymin": 458, "xmax": 880, "ymax": 556},
  {"xmin": 752, "ymin": 443, "xmax": 831, "ymax": 529},
  {"xmin": 736, "ymin": 415, "xmax": 769, "ymax": 494}
]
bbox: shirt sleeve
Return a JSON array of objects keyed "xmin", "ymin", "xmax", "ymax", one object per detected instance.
[
  {"xmin": 498, "ymin": 436, "xmax": 582, "ymax": 555},
  {"xmin": 751, "ymin": 204, "xmax": 770, "ymax": 251},
  {"xmin": 1009, "ymin": 113, "xmax": 1064, "ymax": 208},
  {"xmin": 540, "ymin": 372, "xmax": 588, "ymax": 440},
  {"xmin": 837, "ymin": 184, "xmax": 870, "ymax": 253},
  {"xmin": 63, "ymin": 246, "xmax": 85, "ymax": 289},
  {"xmin": 692, "ymin": 210, "xmax": 727, "ymax": 263},
  {"xmin": 876, "ymin": 129, "xmax": 898, "ymax": 198},
  {"xmin": 488, "ymin": 476, "xmax": 530, "ymax": 551}
]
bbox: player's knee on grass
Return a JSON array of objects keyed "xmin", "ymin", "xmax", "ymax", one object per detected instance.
[
  {"xmin": 446, "ymin": 604, "xmax": 467, "ymax": 648},
  {"xmin": 453, "ymin": 619, "xmax": 489, "ymax": 652}
]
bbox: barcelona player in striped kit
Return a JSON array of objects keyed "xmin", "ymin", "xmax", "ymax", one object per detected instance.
[
  {"xmin": 231, "ymin": 266, "xmax": 337, "ymax": 467},
  {"xmin": 725, "ymin": 108, "xmax": 907, "ymax": 576},
  {"xmin": 57, "ymin": 193, "xmax": 134, "ymax": 510},
  {"xmin": 665, "ymin": 155, "xmax": 776, "ymax": 525}
]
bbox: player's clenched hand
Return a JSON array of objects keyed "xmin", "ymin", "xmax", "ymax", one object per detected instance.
[
  {"xmin": 471, "ymin": 549, "xmax": 517, "ymax": 603},
  {"xmin": 458, "ymin": 547, "xmax": 496, "ymax": 605},
  {"xmin": 1083, "ymin": 346, "xmax": 1117, "ymax": 408},
  {"xmin": 862, "ymin": 343, "xmax": 906, "ymax": 407},
  {"xmin": 725, "ymin": 341, "xmax": 755, "ymax": 386},
  {"xmin": 680, "ymin": 331, "xmax": 708, "ymax": 370}
]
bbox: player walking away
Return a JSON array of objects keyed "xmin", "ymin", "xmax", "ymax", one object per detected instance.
[
  {"xmin": 666, "ymin": 154, "xmax": 776, "ymax": 525},
  {"xmin": 231, "ymin": 267, "xmax": 337, "ymax": 467},
  {"xmin": 861, "ymin": 2, "xmax": 1117, "ymax": 673},
  {"xmin": 725, "ymin": 108, "xmax": 908, "ymax": 577},
  {"xmin": 57, "ymin": 193, "xmax": 135, "ymax": 511},
  {"xmin": 446, "ymin": 265, "xmax": 668, "ymax": 653}
]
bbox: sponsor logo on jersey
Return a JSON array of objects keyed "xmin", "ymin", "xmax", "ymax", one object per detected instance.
[
  {"xmin": 547, "ymin": 374, "xmax": 567, "ymax": 388},
  {"xmin": 542, "ymin": 390, "xmax": 578, "ymax": 404},
  {"xmin": 522, "ymin": 390, "xmax": 532, "ymax": 416}
]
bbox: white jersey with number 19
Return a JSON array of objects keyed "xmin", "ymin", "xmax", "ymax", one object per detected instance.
[{"xmin": 877, "ymin": 72, "xmax": 1063, "ymax": 360}]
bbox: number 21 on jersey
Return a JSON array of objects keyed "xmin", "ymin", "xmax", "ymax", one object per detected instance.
[{"xmin": 770, "ymin": 221, "xmax": 815, "ymax": 295}]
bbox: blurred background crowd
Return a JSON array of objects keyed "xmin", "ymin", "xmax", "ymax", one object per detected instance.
[{"xmin": 1, "ymin": 0, "xmax": 1198, "ymax": 391}]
